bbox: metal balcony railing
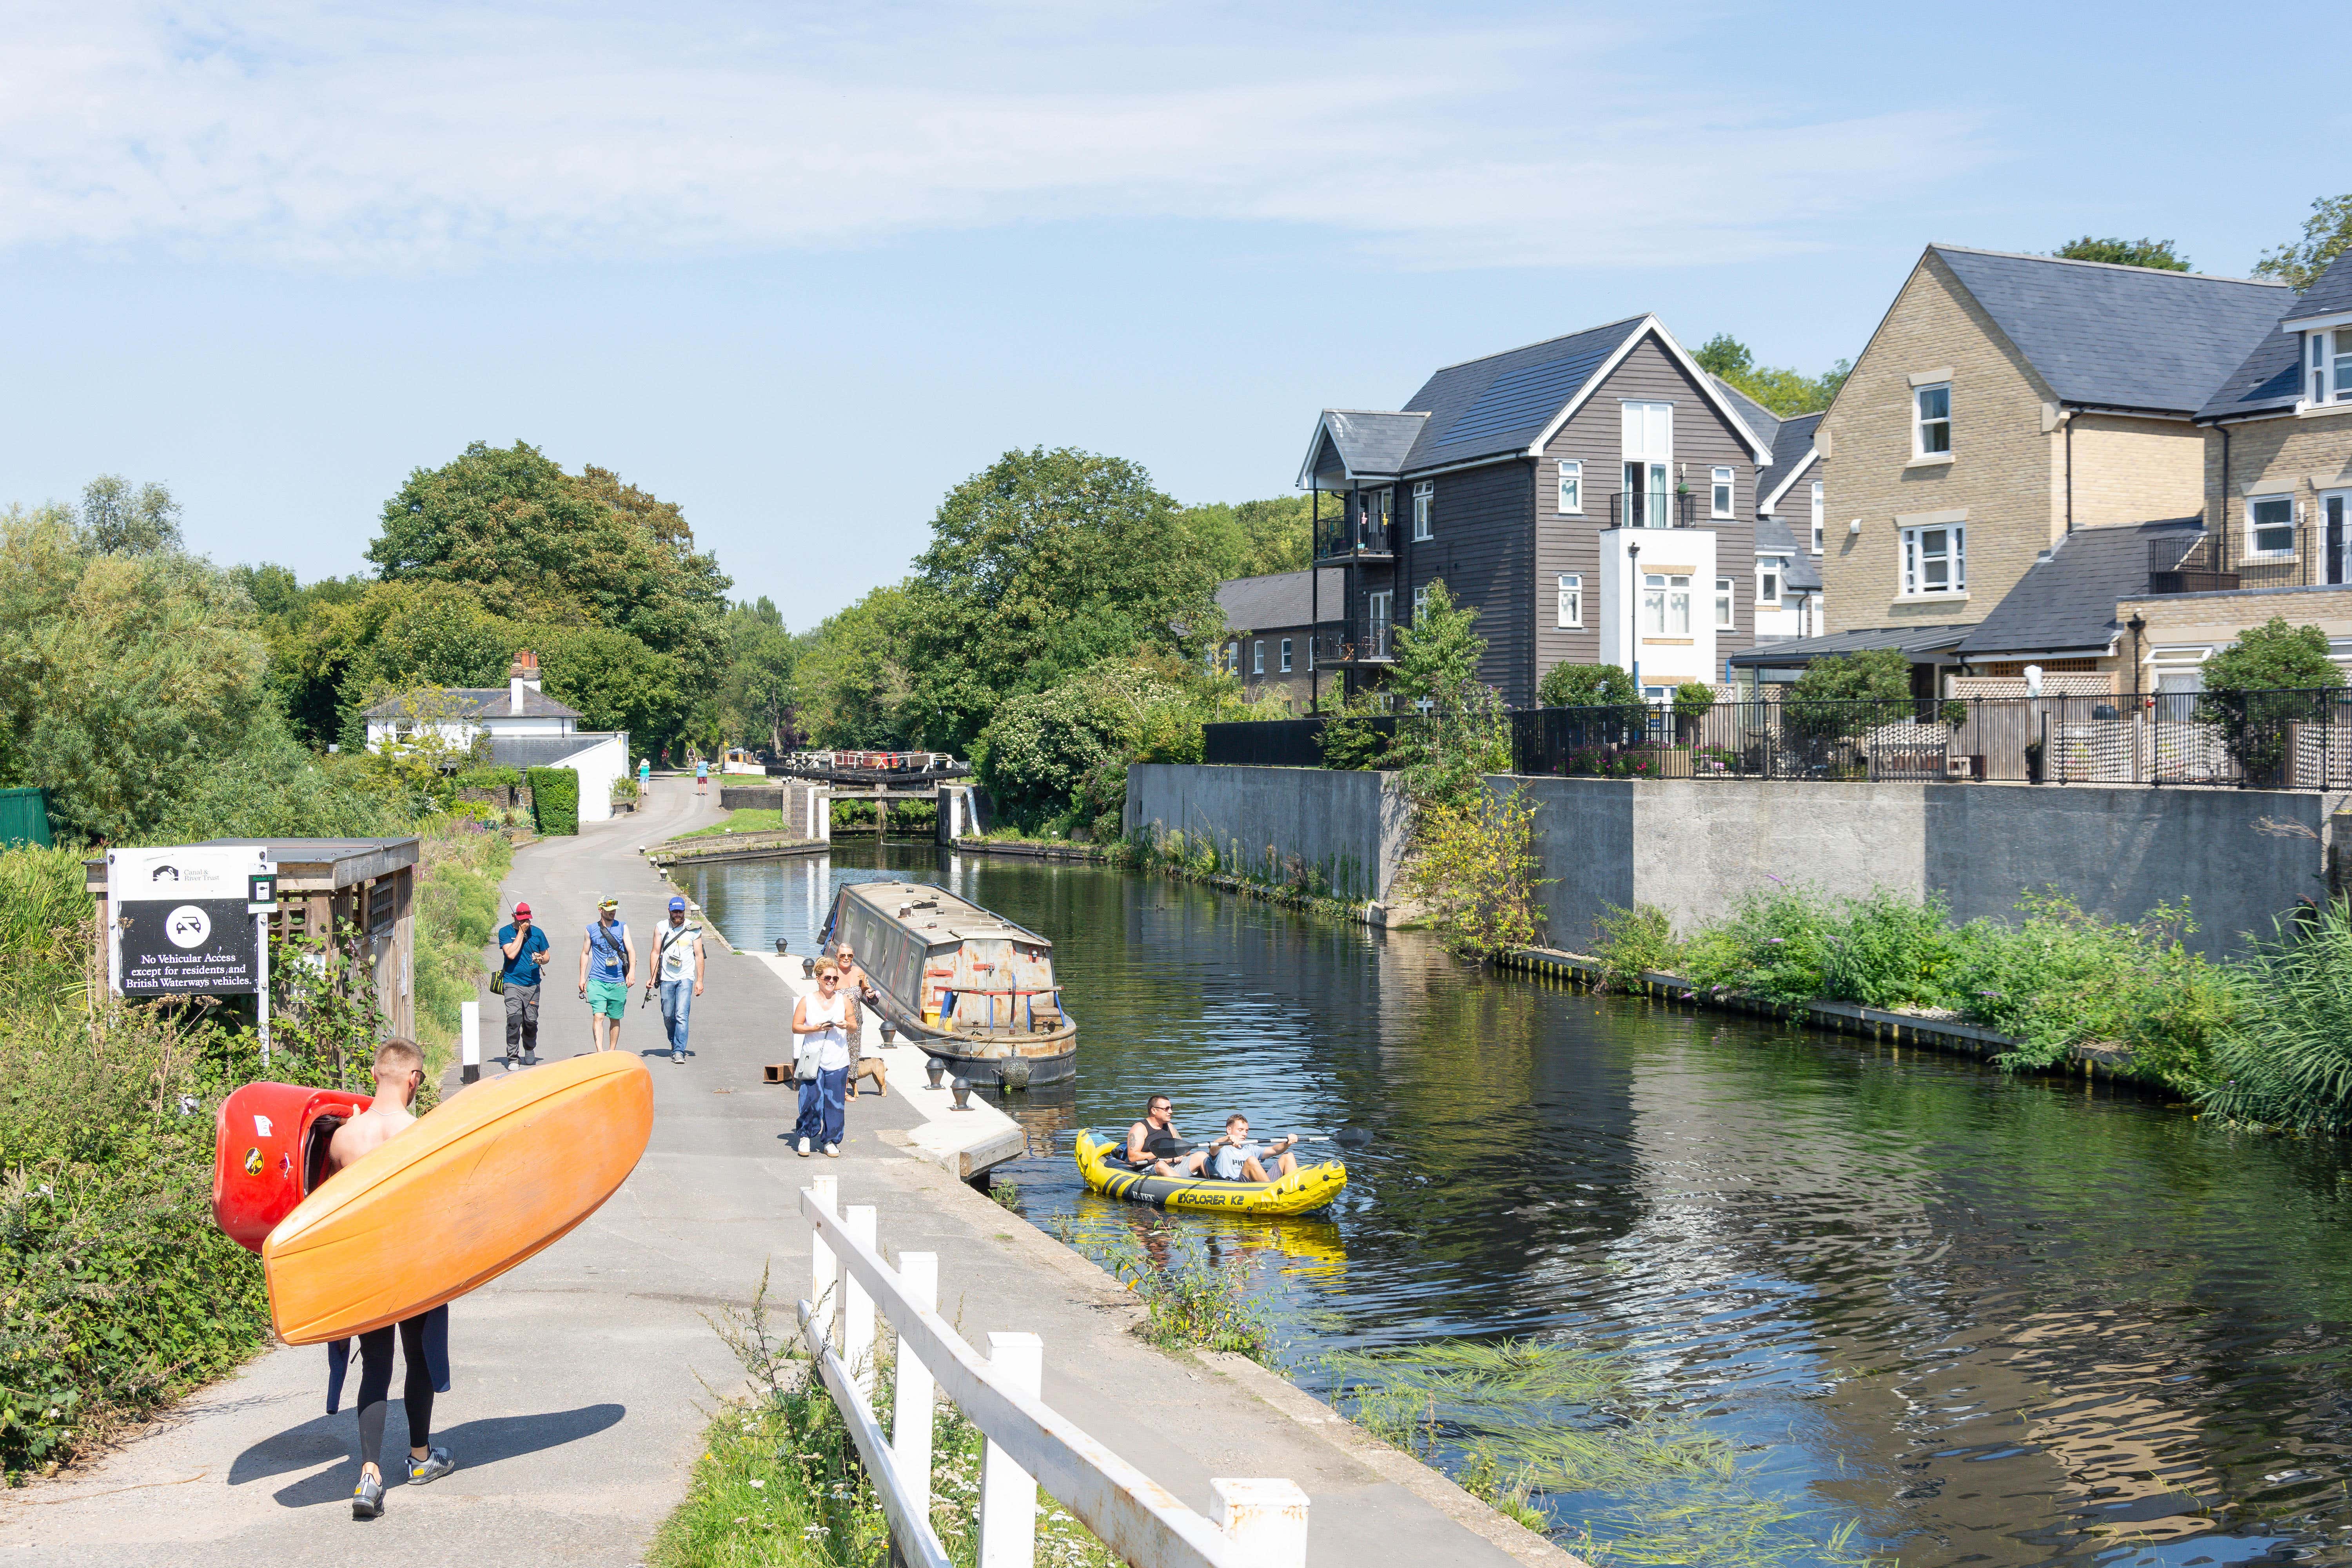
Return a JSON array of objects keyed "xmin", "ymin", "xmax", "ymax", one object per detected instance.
[
  {"xmin": 1314, "ymin": 511, "xmax": 1393, "ymax": 560},
  {"xmin": 2148, "ymin": 527, "xmax": 2346, "ymax": 593},
  {"xmin": 1308, "ymin": 624, "xmax": 1392, "ymax": 666},
  {"xmin": 1607, "ymin": 490, "xmax": 1699, "ymax": 529}
]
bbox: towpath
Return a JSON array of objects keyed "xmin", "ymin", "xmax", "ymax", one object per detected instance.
[{"xmin": 0, "ymin": 782, "xmax": 1572, "ymax": 1568}]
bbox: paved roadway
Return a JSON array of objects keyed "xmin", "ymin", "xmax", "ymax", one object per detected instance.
[{"xmin": 0, "ymin": 780, "xmax": 1572, "ymax": 1568}]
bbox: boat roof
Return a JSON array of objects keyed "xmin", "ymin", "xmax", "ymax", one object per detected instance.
[{"xmin": 839, "ymin": 880, "xmax": 1053, "ymax": 949}]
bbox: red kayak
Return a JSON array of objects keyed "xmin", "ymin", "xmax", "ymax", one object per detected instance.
[{"xmin": 212, "ymin": 1081, "xmax": 374, "ymax": 1254}]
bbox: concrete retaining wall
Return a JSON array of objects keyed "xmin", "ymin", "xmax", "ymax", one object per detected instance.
[
  {"xmin": 719, "ymin": 784, "xmax": 782, "ymax": 811},
  {"xmin": 1124, "ymin": 764, "xmax": 1411, "ymax": 902},
  {"xmin": 1503, "ymin": 775, "xmax": 2323, "ymax": 958}
]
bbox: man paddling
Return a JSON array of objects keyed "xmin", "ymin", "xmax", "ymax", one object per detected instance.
[
  {"xmin": 325, "ymin": 1040, "xmax": 455, "ymax": 1519},
  {"xmin": 1122, "ymin": 1094, "xmax": 1207, "ymax": 1176}
]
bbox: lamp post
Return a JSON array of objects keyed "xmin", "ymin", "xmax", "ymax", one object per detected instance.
[
  {"xmin": 1626, "ymin": 539, "xmax": 1642, "ymax": 698},
  {"xmin": 2126, "ymin": 612, "xmax": 2146, "ymax": 710}
]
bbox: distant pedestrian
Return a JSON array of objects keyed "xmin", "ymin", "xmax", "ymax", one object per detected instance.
[
  {"xmin": 694, "ymin": 756, "xmax": 709, "ymax": 795},
  {"xmin": 647, "ymin": 895, "xmax": 705, "ymax": 1066},
  {"xmin": 637, "ymin": 756, "xmax": 652, "ymax": 794},
  {"xmin": 577, "ymin": 897, "xmax": 637, "ymax": 1052},
  {"xmin": 495, "ymin": 901, "xmax": 550, "ymax": 1068},
  {"xmin": 791, "ymin": 960, "xmax": 855, "ymax": 1157}
]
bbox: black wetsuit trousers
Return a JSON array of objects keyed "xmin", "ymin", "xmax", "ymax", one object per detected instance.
[{"xmin": 355, "ymin": 1315, "xmax": 434, "ymax": 1472}]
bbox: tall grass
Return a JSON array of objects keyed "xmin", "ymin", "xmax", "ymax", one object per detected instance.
[{"xmin": 2203, "ymin": 902, "xmax": 2352, "ymax": 1132}]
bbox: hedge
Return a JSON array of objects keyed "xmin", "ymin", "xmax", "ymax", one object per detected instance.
[{"xmin": 526, "ymin": 767, "xmax": 579, "ymax": 835}]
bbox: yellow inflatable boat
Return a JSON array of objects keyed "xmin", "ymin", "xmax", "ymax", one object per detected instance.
[{"xmin": 1074, "ymin": 1132, "xmax": 1347, "ymax": 1216}]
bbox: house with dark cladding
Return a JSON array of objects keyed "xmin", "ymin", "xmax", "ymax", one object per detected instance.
[
  {"xmin": 1293, "ymin": 316, "xmax": 1784, "ymax": 708},
  {"xmin": 1212, "ymin": 566, "xmax": 1346, "ymax": 711}
]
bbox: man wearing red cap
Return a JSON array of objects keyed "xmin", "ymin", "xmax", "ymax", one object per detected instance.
[{"xmin": 495, "ymin": 902, "xmax": 550, "ymax": 1069}]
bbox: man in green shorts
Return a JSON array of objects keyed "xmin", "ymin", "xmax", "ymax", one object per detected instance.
[{"xmin": 576, "ymin": 896, "xmax": 638, "ymax": 1052}]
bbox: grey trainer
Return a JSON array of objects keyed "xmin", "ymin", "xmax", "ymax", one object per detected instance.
[
  {"xmin": 352, "ymin": 1471, "xmax": 384, "ymax": 1520},
  {"xmin": 407, "ymin": 1446, "xmax": 456, "ymax": 1485}
]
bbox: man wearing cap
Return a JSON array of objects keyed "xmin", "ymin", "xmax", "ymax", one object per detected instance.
[
  {"xmin": 577, "ymin": 897, "xmax": 638, "ymax": 1053},
  {"xmin": 647, "ymin": 895, "xmax": 706, "ymax": 1066},
  {"xmin": 495, "ymin": 902, "xmax": 550, "ymax": 1068}
]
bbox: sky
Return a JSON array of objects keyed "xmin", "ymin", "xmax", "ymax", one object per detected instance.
[{"xmin": 3, "ymin": 1, "xmax": 2346, "ymax": 624}]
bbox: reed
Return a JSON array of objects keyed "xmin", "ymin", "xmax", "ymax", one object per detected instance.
[{"xmin": 2202, "ymin": 901, "xmax": 2352, "ymax": 1132}]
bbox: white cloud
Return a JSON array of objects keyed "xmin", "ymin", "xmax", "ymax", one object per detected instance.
[{"xmin": 0, "ymin": 2, "xmax": 1990, "ymax": 271}]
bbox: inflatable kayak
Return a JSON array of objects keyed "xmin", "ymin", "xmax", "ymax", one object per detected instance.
[
  {"xmin": 261, "ymin": 1052, "xmax": 654, "ymax": 1345},
  {"xmin": 1074, "ymin": 1132, "xmax": 1346, "ymax": 1216}
]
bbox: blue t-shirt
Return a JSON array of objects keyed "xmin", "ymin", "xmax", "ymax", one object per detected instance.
[
  {"xmin": 497, "ymin": 923, "xmax": 550, "ymax": 986},
  {"xmin": 585, "ymin": 918, "xmax": 631, "ymax": 983},
  {"xmin": 695, "ymin": 760, "xmax": 708, "ymax": 778}
]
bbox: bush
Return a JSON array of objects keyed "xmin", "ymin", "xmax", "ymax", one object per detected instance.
[
  {"xmin": 1822, "ymin": 888, "xmax": 1962, "ymax": 1010},
  {"xmin": 1402, "ymin": 786, "xmax": 1547, "ymax": 958},
  {"xmin": 1681, "ymin": 884, "xmax": 1841, "ymax": 1004},
  {"xmin": 1538, "ymin": 661, "xmax": 1639, "ymax": 709},
  {"xmin": 1671, "ymin": 681, "xmax": 1715, "ymax": 722},
  {"xmin": 411, "ymin": 815, "xmax": 512, "ymax": 1051},
  {"xmin": 450, "ymin": 766, "xmax": 523, "ymax": 791},
  {"xmin": 526, "ymin": 766, "xmax": 578, "ymax": 835},
  {"xmin": 1591, "ymin": 903, "xmax": 1679, "ymax": 989},
  {"xmin": 2203, "ymin": 902, "xmax": 2352, "ymax": 1131}
]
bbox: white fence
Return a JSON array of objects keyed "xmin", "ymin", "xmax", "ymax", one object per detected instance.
[{"xmin": 799, "ymin": 1179, "xmax": 1309, "ymax": 1568}]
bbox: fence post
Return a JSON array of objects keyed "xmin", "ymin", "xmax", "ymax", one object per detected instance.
[
  {"xmin": 977, "ymin": 1332, "xmax": 1042, "ymax": 1568},
  {"xmin": 892, "ymin": 1252, "xmax": 938, "ymax": 1523},
  {"xmin": 810, "ymin": 1176, "xmax": 839, "ymax": 1348},
  {"xmin": 459, "ymin": 999, "xmax": 480, "ymax": 1085},
  {"xmin": 845, "ymin": 1204, "xmax": 878, "ymax": 1398},
  {"xmin": 1213, "ymin": 1478, "xmax": 1310, "ymax": 1568}
]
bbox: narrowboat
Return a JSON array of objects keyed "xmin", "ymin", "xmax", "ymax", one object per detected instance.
[{"xmin": 821, "ymin": 880, "xmax": 1076, "ymax": 1089}]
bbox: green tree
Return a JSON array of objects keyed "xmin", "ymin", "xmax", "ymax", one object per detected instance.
[
  {"xmin": 1180, "ymin": 496, "xmax": 1315, "ymax": 578},
  {"xmin": 2054, "ymin": 236, "xmax": 2189, "ymax": 270},
  {"xmin": 903, "ymin": 448, "xmax": 1220, "ymax": 750},
  {"xmin": 794, "ymin": 585, "xmax": 918, "ymax": 748},
  {"xmin": 1383, "ymin": 580, "xmax": 1508, "ymax": 809},
  {"xmin": 719, "ymin": 597, "xmax": 798, "ymax": 754},
  {"xmin": 1537, "ymin": 661, "xmax": 1640, "ymax": 708},
  {"xmin": 1788, "ymin": 647, "xmax": 1913, "ymax": 705},
  {"xmin": 1692, "ymin": 334, "xmax": 1851, "ymax": 416},
  {"xmin": 2199, "ymin": 617, "xmax": 2345, "ymax": 782},
  {"xmin": 74, "ymin": 476, "xmax": 182, "ymax": 555},
  {"xmin": 2254, "ymin": 195, "xmax": 2352, "ymax": 290}
]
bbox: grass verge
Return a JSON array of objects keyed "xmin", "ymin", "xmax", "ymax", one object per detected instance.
[{"xmin": 673, "ymin": 808, "xmax": 788, "ymax": 841}]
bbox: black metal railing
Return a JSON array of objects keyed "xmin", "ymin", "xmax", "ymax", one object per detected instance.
[
  {"xmin": 2147, "ymin": 527, "xmax": 2344, "ymax": 594},
  {"xmin": 1606, "ymin": 490, "xmax": 1699, "ymax": 530},
  {"xmin": 1314, "ymin": 510, "xmax": 1393, "ymax": 560},
  {"xmin": 1308, "ymin": 624, "xmax": 1392, "ymax": 666},
  {"xmin": 1199, "ymin": 689, "xmax": 2352, "ymax": 789}
]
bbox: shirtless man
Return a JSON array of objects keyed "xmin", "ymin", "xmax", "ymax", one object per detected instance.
[
  {"xmin": 1122, "ymin": 1094, "xmax": 1207, "ymax": 1177},
  {"xmin": 328, "ymin": 1040, "xmax": 456, "ymax": 1519}
]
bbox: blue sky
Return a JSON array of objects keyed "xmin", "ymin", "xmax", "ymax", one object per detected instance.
[{"xmin": 2, "ymin": 1, "xmax": 2344, "ymax": 623}]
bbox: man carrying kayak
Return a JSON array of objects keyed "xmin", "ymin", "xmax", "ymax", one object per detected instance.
[{"xmin": 1122, "ymin": 1094, "xmax": 1207, "ymax": 1176}]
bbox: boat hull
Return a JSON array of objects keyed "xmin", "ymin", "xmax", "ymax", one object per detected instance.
[
  {"xmin": 1074, "ymin": 1132, "xmax": 1346, "ymax": 1216},
  {"xmin": 869, "ymin": 988, "xmax": 1076, "ymax": 1087},
  {"xmin": 261, "ymin": 1052, "xmax": 654, "ymax": 1344}
]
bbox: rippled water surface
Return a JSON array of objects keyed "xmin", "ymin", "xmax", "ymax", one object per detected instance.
[{"xmin": 684, "ymin": 841, "xmax": 2352, "ymax": 1567}]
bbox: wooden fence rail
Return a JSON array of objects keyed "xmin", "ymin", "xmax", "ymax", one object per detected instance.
[{"xmin": 799, "ymin": 1179, "xmax": 1308, "ymax": 1568}]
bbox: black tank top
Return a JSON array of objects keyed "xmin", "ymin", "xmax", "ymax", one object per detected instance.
[{"xmin": 1139, "ymin": 1123, "xmax": 1185, "ymax": 1158}]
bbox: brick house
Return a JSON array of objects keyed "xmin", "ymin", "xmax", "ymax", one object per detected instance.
[
  {"xmin": 1213, "ymin": 567, "xmax": 1345, "ymax": 711},
  {"xmin": 1737, "ymin": 247, "xmax": 2289, "ymax": 694},
  {"xmin": 1294, "ymin": 316, "xmax": 1784, "ymax": 707}
]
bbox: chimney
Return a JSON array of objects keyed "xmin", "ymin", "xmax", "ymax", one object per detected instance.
[{"xmin": 509, "ymin": 649, "xmax": 541, "ymax": 715}]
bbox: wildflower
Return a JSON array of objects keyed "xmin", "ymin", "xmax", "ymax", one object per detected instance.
[{"xmin": 749, "ymin": 1478, "xmax": 764, "ymax": 1489}]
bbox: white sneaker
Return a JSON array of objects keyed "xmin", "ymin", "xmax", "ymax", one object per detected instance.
[
  {"xmin": 797, "ymin": 1137, "xmax": 811, "ymax": 1157},
  {"xmin": 824, "ymin": 1143, "xmax": 839, "ymax": 1158}
]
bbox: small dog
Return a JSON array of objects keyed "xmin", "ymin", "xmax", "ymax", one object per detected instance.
[{"xmin": 848, "ymin": 1054, "xmax": 888, "ymax": 1100}]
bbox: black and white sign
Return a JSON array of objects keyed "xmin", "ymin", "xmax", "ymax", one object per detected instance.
[{"xmin": 109, "ymin": 846, "xmax": 274, "ymax": 996}]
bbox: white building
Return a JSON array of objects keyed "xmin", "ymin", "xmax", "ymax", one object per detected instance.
[{"xmin": 364, "ymin": 651, "xmax": 632, "ymax": 824}]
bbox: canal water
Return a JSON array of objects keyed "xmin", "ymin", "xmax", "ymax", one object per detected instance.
[{"xmin": 681, "ymin": 840, "xmax": 2352, "ymax": 1568}]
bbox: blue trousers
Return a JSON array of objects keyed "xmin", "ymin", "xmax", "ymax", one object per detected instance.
[
  {"xmin": 795, "ymin": 1066, "xmax": 848, "ymax": 1146},
  {"xmin": 658, "ymin": 978, "xmax": 693, "ymax": 1054}
]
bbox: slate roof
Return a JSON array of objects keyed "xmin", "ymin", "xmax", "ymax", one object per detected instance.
[
  {"xmin": 365, "ymin": 687, "xmax": 580, "ymax": 721},
  {"xmin": 1751, "ymin": 514, "xmax": 1824, "ymax": 592},
  {"xmin": 1931, "ymin": 245, "xmax": 2290, "ymax": 415},
  {"xmin": 488, "ymin": 734, "xmax": 619, "ymax": 770},
  {"xmin": 1307, "ymin": 410, "xmax": 1430, "ymax": 482},
  {"xmin": 1711, "ymin": 378, "xmax": 1782, "ymax": 448},
  {"xmin": 1214, "ymin": 568, "xmax": 1348, "ymax": 632},
  {"xmin": 1954, "ymin": 517, "xmax": 2205, "ymax": 659},
  {"xmin": 1396, "ymin": 317, "xmax": 1650, "ymax": 470},
  {"xmin": 1726, "ymin": 624, "xmax": 1973, "ymax": 668},
  {"xmin": 2201, "ymin": 250, "xmax": 2352, "ymax": 422},
  {"xmin": 2282, "ymin": 249, "xmax": 2352, "ymax": 327},
  {"xmin": 1758, "ymin": 411, "xmax": 1824, "ymax": 512}
]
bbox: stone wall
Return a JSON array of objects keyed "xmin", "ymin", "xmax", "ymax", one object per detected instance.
[
  {"xmin": 1123, "ymin": 764, "xmax": 1412, "ymax": 903},
  {"xmin": 719, "ymin": 785, "xmax": 782, "ymax": 811}
]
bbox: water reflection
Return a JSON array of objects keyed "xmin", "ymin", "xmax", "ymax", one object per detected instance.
[{"xmin": 683, "ymin": 841, "xmax": 2352, "ymax": 1567}]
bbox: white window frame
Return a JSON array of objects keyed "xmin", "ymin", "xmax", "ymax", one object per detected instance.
[
  {"xmin": 2334, "ymin": 331, "xmax": 2352, "ymax": 403},
  {"xmin": 2248, "ymin": 493, "xmax": 2296, "ymax": 557},
  {"xmin": 1556, "ymin": 460, "xmax": 1583, "ymax": 515},
  {"xmin": 1556, "ymin": 572, "xmax": 1583, "ymax": 628},
  {"xmin": 1279, "ymin": 637, "xmax": 1292, "ymax": 673},
  {"xmin": 1411, "ymin": 480, "xmax": 1434, "ymax": 541},
  {"xmin": 1622, "ymin": 402, "xmax": 1673, "ymax": 529},
  {"xmin": 1641, "ymin": 572, "xmax": 1691, "ymax": 636},
  {"xmin": 1898, "ymin": 523, "xmax": 1966, "ymax": 596},
  {"xmin": 1810, "ymin": 481, "xmax": 1824, "ymax": 553},
  {"xmin": 1252, "ymin": 639, "xmax": 1264, "ymax": 675},
  {"xmin": 1914, "ymin": 383, "xmax": 1951, "ymax": 456},
  {"xmin": 1756, "ymin": 561, "xmax": 1782, "ymax": 607},
  {"xmin": 1225, "ymin": 641, "xmax": 1238, "ymax": 673},
  {"xmin": 1412, "ymin": 584, "xmax": 1430, "ymax": 622},
  {"xmin": 1306, "ymin": 638, "xmax": 1315, "ymax": 671},
  {"xmin": 1714, "ymin": 575, "xmax": 1734, "ymax": 629},
  {"xmin": 1710, "ymin": 466, "xmax": 1734, "ymax": 519}
]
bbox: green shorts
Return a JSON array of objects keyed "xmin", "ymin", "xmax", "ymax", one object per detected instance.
[{"xmin": 586, "ymin": 978, "xmax": 629, "ymax": 1018}]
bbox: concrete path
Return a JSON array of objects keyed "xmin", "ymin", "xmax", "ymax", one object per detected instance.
[{"xmin": 0, "ymin": 781, "xmax": 1571, "ymax": 1568}]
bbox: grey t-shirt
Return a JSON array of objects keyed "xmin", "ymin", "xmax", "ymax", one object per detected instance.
[{"xmin": 1212, "ymin": 1140, "xmax": 1273, "ymax": 1180}]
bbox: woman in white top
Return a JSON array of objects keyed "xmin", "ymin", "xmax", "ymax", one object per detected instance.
[{"xmin": 791, "ymin": 960, "xmax": 857, "ymax": 1157}]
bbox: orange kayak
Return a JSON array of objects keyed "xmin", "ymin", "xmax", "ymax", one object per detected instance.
[{"xmin": 262, "ymin": 1052, "xmax": 654, "ymax": 1345}]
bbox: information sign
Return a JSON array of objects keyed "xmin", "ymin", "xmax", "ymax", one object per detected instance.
[{"xmin": 108, "ymin": 845, "xmax": 276, "ymax": 997}]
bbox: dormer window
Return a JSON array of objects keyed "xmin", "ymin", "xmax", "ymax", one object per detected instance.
[{"xmin": 2310, "ymin": 330, "xmax": 2352, "ymax": 405}]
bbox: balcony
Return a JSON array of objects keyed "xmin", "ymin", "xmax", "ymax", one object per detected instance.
[
  {"xmin": 1607, "ymin": 491, "xmax": 1700, "ymax": 529},
  {"xmin": 2148, "ymin": 530, "xmax": 2344, "ymax": 595},
  {"xmin": 1310, "ymin": 624, "xmax": 1393, "ymax": 667},
  {"xmin": 1315, "ymin": 511, "xmax": 1393, "ymax": 561}
]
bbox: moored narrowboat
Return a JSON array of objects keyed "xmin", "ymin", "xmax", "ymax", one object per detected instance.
[{"xmin": 821, "ymin": 880, "xmax": 1076, "ymax": 1088}]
